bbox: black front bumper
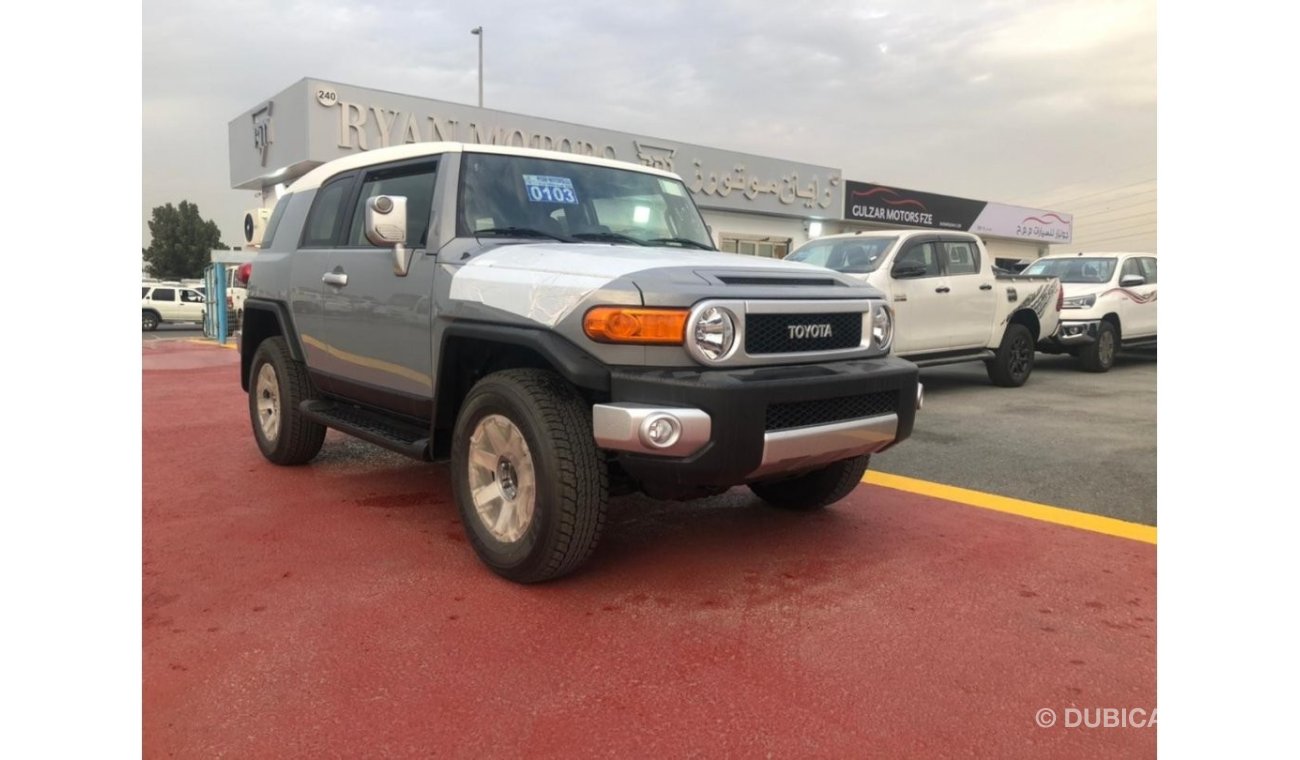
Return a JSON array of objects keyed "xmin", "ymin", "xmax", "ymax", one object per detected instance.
[{"xmin": 608, "ymin": 355, "xmax": 919, "ymax": 489}]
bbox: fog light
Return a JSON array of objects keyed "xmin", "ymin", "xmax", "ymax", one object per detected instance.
[{"xmin": 639, "ymin": 414, "xmax": 682, "ymax": 449}]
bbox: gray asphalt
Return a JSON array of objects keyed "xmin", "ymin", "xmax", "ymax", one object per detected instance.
[{"xmin": 872, "ymin": 348, "xmax": 1156, "ymax": 525}]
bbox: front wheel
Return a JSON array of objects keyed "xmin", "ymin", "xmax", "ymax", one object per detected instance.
[
  {"xmin": 142, "ymin": 311, "xmax": 160, "ymax": 331},
  {"xmin": 1079, "ymin": 320, "xmax": 1118, "ymax": 372},
  {"xmin": 748, "ymin": 455, "xmax": 871, "ymax": 511},
  {"xmin": 450, "ymin": 369, "xmax": 608, "ymax": 583},
  {"xmin": 986, "ymin": 323, "xmax": 1035, "ymax": 387}
]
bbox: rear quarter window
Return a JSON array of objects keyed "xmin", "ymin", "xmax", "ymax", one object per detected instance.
[{"xmin": 261, "ymin": 196, "xmax": 289, "ymax": 247}]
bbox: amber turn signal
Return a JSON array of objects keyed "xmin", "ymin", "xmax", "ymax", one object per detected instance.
[{"xmin": 583, "ymin": 307, "xmax": 688, "ymax": 345}]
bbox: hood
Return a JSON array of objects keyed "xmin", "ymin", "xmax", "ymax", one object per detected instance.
[
  {"xmin": 446, "ymin": 241, "xmax": 882, "ymax": 328},
  {"xmin": 456, "ymin": 242, "xmax": 835, "ymax": 280},
  {"xmin": 1059, "ymin": 282, "xmax": 1107, "ymax": 299}
]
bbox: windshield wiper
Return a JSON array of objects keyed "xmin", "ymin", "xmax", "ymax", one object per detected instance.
[
  {"xmin": 645, "ymin": 237, "xmax": 714, "ymax": 250},
  {"xmin": 572, "ymin": 231, "xmax": 646, "ymax": 246},
  {"xmin": 475, "ymin": 227, "xmax": 576, "ymax": 243}
]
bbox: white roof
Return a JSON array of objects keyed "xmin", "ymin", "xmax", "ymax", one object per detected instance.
[
  {"xmin": 288, "ymin": 142, "xmax": 681, "ymax": 193},
  {"xmin": 1036, "ymin": 251, "xmax": 1156, "ymax": 259},
  {"xmin": 812, "ymin": 229, "xmax": 976, "ymax": 241}
]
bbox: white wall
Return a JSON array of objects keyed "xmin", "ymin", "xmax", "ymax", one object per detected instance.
[{"xmin": 983, "ymin": 238, "xmax": 1045, "ymax": 263}]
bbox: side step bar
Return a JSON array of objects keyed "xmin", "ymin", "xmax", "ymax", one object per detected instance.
[
  {"xmin": 299, "ymin": 400, "xmax": 431, "ymax": 460},
  {"xmin": 909, "ymin": 349, "xmax": 996, "ymax": 368}
]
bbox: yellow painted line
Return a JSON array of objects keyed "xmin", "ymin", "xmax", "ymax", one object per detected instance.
[
  {"xmin": 186, "ymin": 339, "xmax": 238, "ymax": 350},
  {"xmin": 863, "ymin": 470, "xmax": 1156, "ymax": 544}
]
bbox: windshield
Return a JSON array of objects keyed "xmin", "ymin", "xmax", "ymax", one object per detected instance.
[
  {"xmin": 1021, "ymin": 256, "xmax": 1118, "ymax": 283},
  {"xmin": 457, "ymin": 153, "xmax": 714, "ymax": 249},
  {"xmin": 786, "ymin": 236, "xmax": 897, "ymax": 273}
]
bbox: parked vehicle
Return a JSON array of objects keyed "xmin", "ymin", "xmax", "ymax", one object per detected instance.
[
  {"xmin": 237, "ymin": 142, "xmax": 921, "ymax": 583},
  {"xmin": 1028, "ymin": 252, "xmax": 1156, "ymax": 372},
  {"xmin": 142, "ymin": 282, "xmax": 206, "ymax": 331},
  {"xmin": 786, "ymin": 231, "xmax": 1061, "ymax": 387}
]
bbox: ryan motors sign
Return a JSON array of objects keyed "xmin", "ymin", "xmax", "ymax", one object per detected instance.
[{"xmin": 231, "ymin": 79, "xmax": 842, "ymax": 219}]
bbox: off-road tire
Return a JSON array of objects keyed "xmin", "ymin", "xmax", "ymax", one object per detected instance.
[
  {"xmin": 142, "ymin": 310, "xmax": 160, "ymax": 331},
  {"xmin": 248, "ymin": 336, "xmax": 326, "ymax": 465},
  {"xmin": 986, "ymin": 323, "xmax": 1035, "ymax": 387},
  {"xmin": 1079, "ymin": 320, "xmax": 1118, "ymax": 373},
  {"xmin": 451, "ymin": 369, "xmax": 608, "ymax": 583},
  {"xmin": 748, "ymin": 455, "xmax": 871, "ymax": 511}
]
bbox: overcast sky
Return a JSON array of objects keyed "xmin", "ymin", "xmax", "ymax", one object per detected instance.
[{"xmin": 143, "ymin": 0, "xmax": 1155, "ymax": 253}]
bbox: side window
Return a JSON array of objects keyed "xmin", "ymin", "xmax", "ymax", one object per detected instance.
[
  {"xmin": 151, "ymin": 288, "xmax": 175, "ymax": 302},
  {"xmin": 1138, "ymin": 257, "xmax": 1157, "ymax": 284},
  {"xmin": 942, "ymin": 240, "xmax": 979, "ymax": 275},
  {"xmin": 180, "ymin": 290, "xmax": 203, "ymax": 303},
  {"xmin": 301, "ymin": 176, "xmax": 352, "ymax": 248},
  {"xmin": 347, "ymin": 162, "xmax": 438, "ymax": 247},
  {"xmin": 894, "ymin": 242, "xmax": 942, "ymax": 278},
  {"xmin": 1121, "ymin": 258, "xmax": 1143, "ymax": 280},
  {"xmin": 142, "ymin": 287, "xmax": 149, "ymax": 298},
  {"xmin": 261, "ymin": 195, "xmax": 289, "ymax": 248}
]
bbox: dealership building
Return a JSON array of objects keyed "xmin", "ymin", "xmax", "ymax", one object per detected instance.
[{"xmin": 230, "ymin": 78, "xmax": 1072, "ymax": 265}]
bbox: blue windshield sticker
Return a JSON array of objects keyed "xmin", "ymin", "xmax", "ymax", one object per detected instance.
[{"xmin": 523, "ymin": 175, "xmax": 578, "ymax": 204}]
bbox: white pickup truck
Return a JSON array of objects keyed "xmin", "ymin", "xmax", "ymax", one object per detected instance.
[
  {"xmin": 786, "ymin": 230, "xmax": 1061, "ymax": 386},
  {"xmin": 1027, "ymin": 251, "xmax": 1157, "ymax": 372}
]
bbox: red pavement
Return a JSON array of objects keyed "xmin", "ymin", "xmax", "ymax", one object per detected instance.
[{"xmin": 143, "ymin": 340, "xmax": 1155, "ymax": 758}]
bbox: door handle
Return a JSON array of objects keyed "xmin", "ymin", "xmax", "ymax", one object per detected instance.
[
  {"xmin": 322, "ymin": 272, "xmax": 349, "ymax": 287},
  {"xmin": 935, "ymin": 286, "xmax": 950, "ymax": 294},
  {"xmin": 979, "ymin": 284, "xmax": 993, "ymax": 291}
]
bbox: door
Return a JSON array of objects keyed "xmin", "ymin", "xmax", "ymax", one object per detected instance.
[
  {"xmin": 291, "ymin": 171, "xmax": 357, "ymax": 386},
  {"xmin": 178, "ymin": 288, "xmax": 206, "ymax": 323},
  {"xmin": 316, "ymin": 158, "xmax": 441, "ymax": 418},
  {"xmin": 1124, "ymin": 256, "xmax": 1158, "ymax": 337},
  {"xmin": 939, "ymin": 237, "xmax": 997, "ymax": 349},
  {"xmin": 148, "ymin": 287, "xmax": 178, "ymax": 320},
  {"xmin": 887, "ymin": 238, "xmax": 951, "ymax": 355}
]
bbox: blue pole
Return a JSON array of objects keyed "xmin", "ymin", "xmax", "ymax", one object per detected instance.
[{"xmin": 216, "ymin": 264, "xmax": 228, "ymax": 345}]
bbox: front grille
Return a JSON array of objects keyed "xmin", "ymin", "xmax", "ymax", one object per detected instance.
[
  {"xmin": 765, "ymin": 391, "xmax": 899, "ymax": 431},
  {"xmin": 745, "ymin": 312, "xmax": 862, "ymax": 354}
]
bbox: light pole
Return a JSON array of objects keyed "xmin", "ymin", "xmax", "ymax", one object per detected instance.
[{"xmin": 470, "ymin": 26, "xmax": 483, "ymax": 107}]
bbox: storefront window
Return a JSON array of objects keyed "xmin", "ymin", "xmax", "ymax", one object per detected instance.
[{"xmin": 719, "ymin": 234, "xmax": 790, "ymax": 258}]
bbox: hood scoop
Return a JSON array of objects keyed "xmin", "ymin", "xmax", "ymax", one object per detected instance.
[{"xmin": 713, "ymin": 273, "xmax": 843, "ymax": 287}]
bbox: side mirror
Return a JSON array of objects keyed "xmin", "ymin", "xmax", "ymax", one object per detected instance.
[
  {"xmin": 1119, "ymin": 274, "xmax": 1146, "ymax": 287},
  {"xmin": 892, "ymin": 263, "xmax": 928, "ymax": 279},
  {"xmin": 365, "ymin": 195, "xmax": 413, "ymax": 276}
]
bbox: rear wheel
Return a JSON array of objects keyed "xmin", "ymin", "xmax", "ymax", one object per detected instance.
[
  {"xmin": 248, "ymin": 337, "xmax": 326, "ymax": 465},
  {"xmin": 142, "ymin": 311, "xmax": 160, "ymax": 331},
  {"xmin": 748, "ymin": 455, "xmax": 871, "ymax": 511},
  {"xmin": 986, "ymin": 323, "xmax": 1035, "ymax": 387},
  {"xmin": 1080, "ymin": 320, "xmax": 1118, "ymax": 372},
  {"xmin": 451, "ymin": 369, "xmax": 607, "ymax": 583}
]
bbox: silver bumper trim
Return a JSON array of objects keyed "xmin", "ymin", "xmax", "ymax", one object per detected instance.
[
  {"xmin": 750, "ymin": 413, "xmax": 899, "ymax": 479},
  {"xmin": 592, "ymin": 403, "xmax": 712, "ymax": 457}
]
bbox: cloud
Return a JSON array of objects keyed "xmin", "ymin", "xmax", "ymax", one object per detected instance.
[{"xmin": 144, "ymin": 0, "xmax": 1155, "ymax": 250}]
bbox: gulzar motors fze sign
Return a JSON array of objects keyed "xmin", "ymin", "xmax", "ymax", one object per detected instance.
[
  {"xmin": 843, "ymin": 180, "xmax": 1072, "ymax": 243},
  {"xmin": 261, "ymin": 79, "xmax": 843, "ymax": 218}
]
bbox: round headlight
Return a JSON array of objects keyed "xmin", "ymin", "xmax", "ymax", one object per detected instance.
[
  {"xmin": 691, "ymin": 306, "xmax": 736, "ymax": 362},
  {"xmin": 871, "ymin": 304, "xmax": 894, "ymax": 352}
]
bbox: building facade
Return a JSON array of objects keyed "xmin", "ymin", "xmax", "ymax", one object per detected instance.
[{"xmin": 230, "ymin": 78, "xmax": 1071, "ymax": 265}]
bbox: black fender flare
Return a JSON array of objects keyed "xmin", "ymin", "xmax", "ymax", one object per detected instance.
[{"xmin": 438, "ymin": 321, "xmax": 610, "ymax": 393}]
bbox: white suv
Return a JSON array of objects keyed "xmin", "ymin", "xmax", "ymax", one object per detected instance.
[{"xmin": 142, "ymin": 283, "xmax": 206, "ymax": 331}]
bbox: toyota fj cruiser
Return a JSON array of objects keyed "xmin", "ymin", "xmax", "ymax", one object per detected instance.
[{"xmin": 238, "ymin": 142, "xmax": 920, "ymax": 582}]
